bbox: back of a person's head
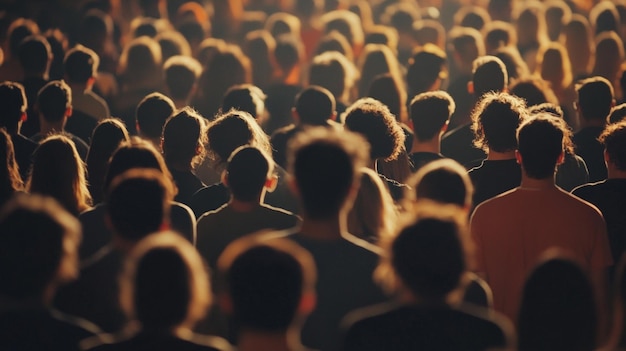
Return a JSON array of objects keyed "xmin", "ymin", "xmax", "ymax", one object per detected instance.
[
  {"xmin": 221, "ymin": 84, "xmax": 266, "ymax": 119},
  {"xmin": 454, "ymin": 5, "xmax": 491, "ymax": 31},
  {"xmin": 322, "ymin": 10, "xmax": 364, "ymax": 49},
  {"xmin": 509, "ymin": 76, "xmax": 558, "ymax": 107},
  {"xmin": 357, "ymin": 43, "xmax": 398, "ymax": 97},
  {"xmin": 162, "ymin": 107, "xmax": 206, "ymax": 166},
  {"xmin": 407, "ymin": 159, "xmax": 473, "ymax": 208},
  {"xmin": 381, "ymin": 2, "xmax": 420, "ymax": 33},
  {"xmin": 295, "ymin": 86, "xmax": 336, "ymax": 125},
  {"xmin": 484, "ymin": 21, "xmax": 517, "ymax": 53},
  {"xmin": 218, "ymin": 237, "xmax": 316, "ymax": 332},
  {"xmin": 107, "ymin": 168, "xmax": 173, "ymax": 242},
  {"xmin": 472, "ymin": 92, "xmax": 527, "ymax": 153},
  {"xmin": 157, "ymin": 30, "xmax": 192, "ymax": 60},
  {"xmin": 118, "ymin": 36, "xmax": 162, "ymax": 83},
  {"xmin": 410, "ymin": 91, "xmax": 455, "ymax": 142},
  {"xmin": 576, "ymin": 76, "xmax": 615, "ymax": 121},
  {"xmin": 493, "ymin": 46, "xmax": 529, "ymax": 81},
  {"xmin": 121, "ymin": 231, "xmax": 210, "ymax": 330},
  {"xmin": 406, "ymin": 44, "xmax": 447, "ymax": 96},
  {"xmin": 544, "ymin": 0, "xmax": 571, "ymax": 41},
  {"xmin": 266, "ymin": 12, "xmax": 302, "ymax": 38},
  {"xmin": 0, "ymin": 194, "xmax": 80, "ymax": 300},
  {"xmin": 309, "ymin": 51, "xmax": 355, "ymax": 100},
  {"xmin": 600, "ymin": 120, "xmax": 626, "ymax": 172},
  {"xmin": 592, "ymin": 31, "xmax": 625, "ymax": 80},
  {"xmin": 344, "ymin": 98, "xmax": 405, "ymax": 162},
  {"xmin": 8, "ymin": 18, "xmax": 40, "ymax": 56},
  {"xmin": 136, "ymin": 92, "xmax": 175, "ymax": 139},
  {"xmin": 364, "ymin": 25, "xmax": 399, "ymax": 53},
  {"xmin": 609, "ymin": 103, "xmax": 626, "ymax": 124},
  {"xmin": 518, "ymin": 253, "xmax": 596, "ymax": 351},
  {"xmin": 367, "ymin": 74, "xmax": 405, "ymax": 121},
  {"xmin": 0, "ymin": 128, "xmax": 23, "ymax": 198},
  {"xmin": 0, "ymin": 82, "xmax": 27, "ymax": 130},
  {"xmin": 37, "ymin": 80, "xmax": 72, "ymax": 123},
  {"xmin": 274, "ymin": 34, "xmax": 303, "ymax": 72},
  {"xmin": 590, "ymin": 0, "xmax": 619, "ymax": 35},
  {"xmin": 226, "ymin": 146, "xmax": 273, "ymax": 202},
  {"xmin": 448, "ymin": 26, "xmax": 485, "ymax": 64},
  {"xmin": 64, "ymin": 45, "xmax": 99, "ymax": 84},
  {"xmin": 537, "ymin": 42, "xmax": 572, "ymax": 89},
  {"xmin": 517, "ymin": 114, "xmax": 564, "ymax": 179},
  {"xmin": 288, "ymin": 127, "xmax": 368, "ymax": 220},
  {"xmin": 163, "ymin": 55, "xmax": 201, "ymax": 101},
  {"xmin": 207, "ymin": 110, "xmax": 270, "ymax": 166},
  {"xmin": 315, "ymin": 31, "xmax": 354, "ymax": 62},
  {"xmin": 472, "ymin": 55, "xmax": 508, "ymax": 97},
  {"xmin": 18, "ymin": 35, "xmax": 52, "ymax": 75},
  {"xmin": 87, "ymin": 118, "xmax": 130, "ymax": 164}
]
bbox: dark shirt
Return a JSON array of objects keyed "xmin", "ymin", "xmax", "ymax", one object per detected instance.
[
  {"xmin": 408, "ymin": 152, "xmax": 445, "ymax": 173},
  {"xmin": 31, "ymin": 131, "xmax": 89, "ymax": 161},
  {"xmin": 380, "ymin": 174, "xmax": 409, "ymax": 202},
  {"xmin": 20, "ymin": 76, "xmax": 48, "ymax": 137},
  {"xmin": 65, "ymin": 110, "xmax": 99, "ymax": 144},
  {"xmin": 169, "ymin": 168, "xmax": 205, "ymax": 206},
  {"xmin": 469, "ymin": 159, "xmax": 521, "ymax": 207},
  {"xmin": 573, "ymin": 126, "xmax": 607, "ymax": 182},
  {"xmin": 271, "ymin": 124, "xmax": 300, "ymax": 169},
  {"xmin": 264, "ymin": 83, "xmax": 302, "ymax": 134},
  {"xmin": 441, "ymin": 124, "xmax": 486, "ymax": 169},
  {"xmin": 556, "ymin": 153, "xmax": 589, "ymax": 192},
  {"xmin": 10, "ymin": 132, "xmax": 37, "ymax": 180},
  {"xmin": 87, "ymin": 332, "xmax": 232, "ymax": 351}
]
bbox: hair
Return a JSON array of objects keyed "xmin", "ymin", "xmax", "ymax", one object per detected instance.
[
  {"xmin": 563, "ymin": 15, "xmax": 594, "ymax": 78},
  {"xmin": 315, "ymin": 31, "xmax": 354, "ymax": 62},
  {"xmin": 357, "ymin": 43, "xmax": 402, "ymax": 98},
  {"xmin": 120, "ymin": 230, "xmax": 209, "ymax": 330},
  {"xmin": 295, "ymin": 86, "xmax": 336, "ymax": 125},
  {"xmin": 599, "ymin": 120, "xmax": 626, "ymax": 172},
  {"xmin": 107, "ymin": 169, "xmax": 173, "ymax": 242},
  {"xmin": 414, "ymin": 19, "xmax": 446, "ymax": 49},
  {"xmin": 493, "ymin": 46, "xmax": 529, "ymax": 81},
  {"xmin": 509, "ymin": 76, "xmax": 558, "ymax": 108},
  {"xmin": 544, "ymin": 0, "xmax": 571, "ymax": 41},
  {"xmin": 218, "ymin": 237, "xmax": 316, "ymax": 331},
  {"xmin": 406, "ymin": 159, "xmax": 474, "ymax": 208},
  {"xmin": 517, "ymin": 114, "xmax": 565, "ymax": 179},
  {"xmin": 7, "ymin": 18, "xmax": 40, "ymax": 56},
  {"xmin": 516, "ymin": 1, "xmax": 548, "ymax": 50},
  {"xmin": 321, "ymin": 10, "xmax": 364, "ymax": 52},
  {"xmin": 343, "ymin": 98, "xmax": 405, "ymax": 162},
  {"xmin": 226, "ymin": 146, "xmax": 273, "ymax": 202},
  {"xmin": 156, "ymin": 31, "xmax": 192, "ymax": 61},
  {"xmin": 0, "ymin": 128, "xmax": 23, "ymax": 202},
  {"xmin": 527, "ymin": 105, "xmax": 575, "ymax": 156},
  {"xmin": 162, "ymin": 107, "xmax": 207, "ymax": 168},
  {"xmin": 576, "ymin": 76, "xmax": 614, "ymax": 121},
  {"xmin": 288, "ymin": 127, "xmax": 368, "ymax": 220},
  {"xmin": 472, "ymin": 55, "xmax": 508, "ymax": 98},
  {"xmin": 266, "ymin": 12, "xmax": 301, "ymax": 38},
  {"xmin": 0, "ymin": 193, "xmax": 80, "ymax": 299},
  {"xmin": 37, "ymin": 80, "xmax": 72, "ymax": 123},
  {"xmin": 610, "ymin": 103, "xmax": 626, "ymax": 124},
  {"xmin": 406, "ymin": 44, "xmax": 447, "ymax": 96},
  {"xmin": 221, "ymin": 84, "xmax": 266, "ymax": 119},
  {"xmin": 448, "ymin": 27, "xmax": 485, "ymax": 65},
  {"xmin": 590, "ymin": 0, "xmax": 620, "ymax": 35},
  {"xmin": 537, "ymin": 42, "xmax": 572, "ymax": 91},
  {"xmin": 472, "ymin": 92, "xmax": 528, "ymax": 153},
  {"xmin": 367, "ymin": 74, "xmax": 407, "ymax": 123},
  {"xmin": 592, "ymin": 31, "xmax": 625, "ymax": 85},
  {"xmin": 381, "ymin": 2, "xmax": 420, "ymax": 33},
  {"xmin": 365, "ymin": 25, "xmax": 399, "ymax": 53},
  {"xmin": 27, "ymin": 135, "xmax": 91, "ymax": 216},
  {"xmin": 86, "ymin": 119, "xmax": 130, "ymax": 204},
  {"xmin": 64, "ymin": 45, "xmax": 99, "ymax": 84},
  {"xmin": 196, "ymin": 38, "xmax": 227, "ymax": 67},
  {"xmin": 135, "ymin": 92, "xmax": 175, "ymax": 139},
  {"xmin": 274, "ymin": 34, "xmax": 303, "ymax": 73},
  {"xmin": 163, "ymin": 55, "xmax": 202, "ymax": 101},
  {"xmin": 18, "ymin": 35, "xmax": 51, "ymax": 75},
  {"xmin": 118, "ymin": 36, "xmax": 163, "ymax": 89},
  {"xmin": 454, "ymin": 5, "xmax": 491, "ymax": 31},
  {"xmin": 0, "ymin": 82, "xmax": 27, "ymax": 131},
  {"xmin": 518, "ymin": 254, "xmax": 596, "ymax": 351},
  {"xmin": 484, "ymin": 21, "xmax": 517, "ymax": 53},
  {"xmin": 244, "ymin": 30, "xmax": 275, "ymax": 88},
  {"xmin": 410, "ymin": 91, "xmax": 455, "ymax": 142},
  {"xmin": 309, "ymin": 51, "xmax": 357, "ymax": 103}
]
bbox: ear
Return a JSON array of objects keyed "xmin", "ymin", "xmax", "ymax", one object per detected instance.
[
  {"xmin": 467, "ymin": 81, "xmax": 474, "ymax": 95},
  {"xmin": 87, "ymin": 76, "xmax": 96, "ymax": 87},
  {"xmin": 515, "ymin": 150, "xmax": 522, "ymax": 165},
  {"xmin": 20, "ymin": 111, "xmax": 27, "ymax": 122},
  {"xmin": 136, "ymin": 121, "xmax": 141, "ymax": 134},
  {"xmin": 556, "ymin": 151, "xmax": 565, "ymax": 165},
  {"xmin": 65, "ymin": 106, "xmax": 73, "ymax": 118},
  {"xmin": 407, "ymin": 119, "xmax": 414, "ymax": 131},
  {"xmin": 573, "ymin": 101, "xmax": 578, "ymax": 111},
  {"xmin": 441, "ymin": 120, "xmax": 450, "ymax": 134},
  {"xmin": 612, "ymin": 99, "xmax": 617, "ymax": 108},
  {"xmin": 298, "ymin": 291, "xmax": 316, "ymax": 315},
  {"xmin": 265, "ymin": 174, "xmax": 278, "ymax": 192},
  {"xmin": 218, "ymin": 293, "xmax": 233, "ymax": 314},
  {"xmin": 604, "ymin": 148, "xmax": 610, "ymax": 166},
  {"xmin": 221, "ymin": 170, "xmax": 229, "ymax": 187},
  {"xmin": 330, "ymin": 111, "xmax": 337, "ymax": 121},
  {"xmin": 292, "ymin": 108, "xmax": 299, "ymax": 124},
  {"xmin": 287, "ymin": 174, "xmax": 299, "ymax": 197}
]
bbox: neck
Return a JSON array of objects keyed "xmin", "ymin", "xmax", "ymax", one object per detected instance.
[
  {"xmin": 487, "ymin": 150, "xmax": 516, "ymax": 160},
  {"xmin": 237, "ymin": 329, "xmax": 302, "ymax": 351},
  {"xmin": 228, "ymin": 197, "xmax": 262, "ymax": 212},
  {"xmin": 68, "ymin": 81, "xmax": 89, "ymax": 94},
  {"xmin": 299, "ymin": 214, "xmax": 344, "ymax": 240},
  {"xmin": 39, "ymin": 120, "xmax": 64, "ymax": 135},
  {"xmin": 519, "ymin": 174, "xmax": 556, "ymax": 190},
  {"xmin": 608, "ymin": 167, "xmax": 626, "ymax": 180},
  {"xmin": 411, "ymin": 138, "xmax": 440, "ymax": 154},
  {"xmin": 580, "ymin": 118, "xmax": 606, "ymax": 128}
]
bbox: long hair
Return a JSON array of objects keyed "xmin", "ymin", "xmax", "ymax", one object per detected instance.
[{"xmin": 0, "ymin": 128, "xmax": 23, "ymax": 203}]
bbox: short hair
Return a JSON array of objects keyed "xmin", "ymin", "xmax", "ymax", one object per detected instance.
[
  {"xmin": 163, "ymin": 55, "xmax": 202, "ymax": 100},
  {"xmin": 274, "ymin": 34, "xmax": 303, "ymax": 72},
  {"xmin": 0, "ymin": 82, "xmax": 27, "ymax": 130},
  {"xmin": 454, "ymin": 5, "xmax": 491, "ymax": 31},
  {"xmin": 156, "ymin": 30, "xmax": 192, "ymax": 60},
  {"xmin": 8, "ymin": 18, "xmax": 40, "ymax": 56},
  {"xmin": 18, "ymin": 35, "xmax": 52, "ymax": 74},
  {"xmin": 409, "ymin": 91, "xmax": 455, "ymax": 141},
  {"xmin": 218, "ymin": 237, "xmax": 316, "ymax": 331},
  {"xmin": 221, "ymin": 84, "xmax": 266, "ymax": 119},
  {"xmin": 295, "ymin": 86, "xmax": 336, "ymax": 125},
  {"xmin": 37, "ymin": 80, "xmax": 72, "ymax": 123},
  {"xmin": 448, "ymin": 26, "xmax": 485, "ymax": 64},
  {"xmin": 107, "ymin": 168, "xmax": 173, "ymax": 242},
  {"xmin": 226, "ymin": 146, "xmax": 273, "ymax": 202},
  {"xmin": 493, "ymin": 46, "xmax": 528, "ymax": 81},
  {"xmin": 517, "ymin": 114, "xmax": 565, "ymax": 179},
  {"xmin": 609, "ymin": 103, "xmax": 626, "ymax": 124},
  {"xmin": 288, "ymin": 127, "xmax": 368, "ymax": 219},
  {"xmin": 590, "ymin": 0, "xmax": 620, "ymax": 35},
  {"xmin": 120, "ymin": 231, "xmax": 210, "ymax": 330},
  {"xmin": 64, "ymin": 45, "xmax": 99, "ymax": 84},
  {"xmin": 309, "ymin": 51, "xmax": 356, "ymax": 101},
  {"xmin": 472, "ymin": 92, "xmax": 528, "ymax": 152},
  {"xmin": 322, "ymin": 10, "xmax": 364, "ymax": 49},
  {"xmin": 266, "ymin": 12, "xmax": 301, "ymax": 38},
  {"xmin": 343, "ymin": 98, "xmax": 405, "ymax": 161},
  {"xmin": 162, "ymin": 107, "xmax": 207, "ymax": 167},
  {"xmin": 484, "ymin": 21, "xmax": 517, "ymax": 52},
  {"xmin": 118, "ymin": 36, "xmax": 163, "ymax": 86},
  {"xmin": 406, "ymin": 159, "xmax": 474, "ymax": 208},
  {"xmin": 576, "ymin": 76, "xmax": 614, "ymax": 121},
  {"xmin": 315, "ymin": 31, "xmax": 354, "ymax": 62},
  {"xmin": 364, "ymin": 25, "xmax": 399, "ymax": 52},
  {"xmin": 472, "ymin": 55, "xmax": 508, "ymax": 97},
  {"xmin": 135, "ymin": 92, "xmax": 175, "ymax": 139},
  {"xmin": 509, "ymin": 76, "xmax": 558, "ymax": 107},
  {"xmin": 406, "ymin": 44, "xmax": 447, "ymax": 96},
  {"xmin": 599, "ymin": 120, "xmax": 626, "ymax": 171}
]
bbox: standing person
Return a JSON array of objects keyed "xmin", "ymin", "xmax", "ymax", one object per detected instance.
[
  {"xmin": 135, "ymin": 92, "xmax": 175, "ymax": 150},
  {"xmin": 18, "ymin": 35, "xmax": 52, "ymax": 137}
]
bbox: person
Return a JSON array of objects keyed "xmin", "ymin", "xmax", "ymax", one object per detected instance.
[
  {"xmin": 30, "ymin": 80, "xmax": 89, "ymax": 160},
  {"xmin": 0, "ymin": 18, "xmax": 39, "ymax": 83},
  {"xmin": 84, "ymin": 232, "xmax": 233, "ymax": 351},
  {"xmin": 63, "ymin": 44, "xmax": 110, "ymax": 143},
  {"xmin": 0, "ymin": 129, "xmax": 23, "ymax": 207},
  {"xmin": 407, "ymin": 91, "xmax": 454, "ymax": 172},
  {"xmin": 163, "ymin": 55, "xmax": 202, "ymax": 109},
  {"xmin": 221, "ymin": 84, "xmax": 267, "ymax": 123},
  {"xmin": 217, "ymin": 236, "xmax": 316, "ymax": 351},
  {"xmin": 406, "ymin": 43, "xmax": 448, "ymax": 97},
  {"xmin": 518, "ymin": 252, "xmax": 597, "ymax": 351},
  {"xmin": 342, "ymin": 206, "xmax": 512, "ymax": 351},
  {"xmin": 135, "ymin": 92, "xmax": 175, "ymax": 150},
  {"xmin": 573, "ymin": 120, "xmax": 626, "ymax": 270},
  {"xmin": 196, "ymin": 145, "xmax": 300, "ymax": 270},
  {"xmin": 468, "ymin": 92, "xmax": 528, "ymax": 208},
  {"xmin": 0, "ymin": 194, "xmax": 100, "ymax": 350},
  {"xmin": 276, "ymin": 127, "xmax": 388, "ymax": 351},
  {"xmin": 470, "ymin": 114, "xmax": 613, "ymax": 322},
  {"xmin": 18, "ymin": 35, "xmax": 52, "ymax": 137},
  {"xmin": 162, "ymin": 107, "xmax": 207, "ymax": 205},
  {"xmin": 574, "ymin": 76, "xmax": 614, "ymax": 182},
  {"xmin": 0, "ymin": 82, "xmax": 37, "ymax": 180},
  {"xmin": 308, "ymin": 50, "xmax": 357, "ymax": 114}
]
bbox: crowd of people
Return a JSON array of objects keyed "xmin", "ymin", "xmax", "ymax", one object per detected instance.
[{"xmin": 1, "ymin": 0, "xmax": 626, "ymax": 350}]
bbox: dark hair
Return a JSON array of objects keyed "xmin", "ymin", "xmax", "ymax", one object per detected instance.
[
  {"xmin": 0, "ymin": 82, "xmax": 27, "ymax": 131},
  {"xmin": 0, "ymin": 128, "xmax": 23, "ymax": 201},
  {"xmin": 448, "ymin": 26, "xmax": 485, "ymax": 64},
  {"xmin": 406, "ymin": 159, "xmax": 473, "ymax": 208},
  {"xmin": 163, "ymin": 55, "xmax": 201, "ymax": 100},
  {"xmin": 344, "ymin": 98, "xmax": 405, "ymax": 161},
  {"xmin": 410, "ymin": 91, "xmax": 455, "ymax": 141},
  {"xmin": 156, "ymin": 31, "xmax": 192, "ymax": 61},
  {"xmin": 274, "ymin": 34, "xmax": 303, "ymax": 72},
  {"xmin": 493, "ymin": 46, "xmax": 529, "ymax": 81},
  {"xmin": 8, "ymin": 18, "xmax": 40, "ymax": 56},
  {"xmin": 64, "ymin": 45, "xmax": 99, "ymax": 84},
  {"xmin": 472, "ymin": 55, "xmax": 508, "ymax": 97},
  {"xmin": 309, "ymin": 51, "xmax": 354, "ymax": 102},
  {"xmin": 295, "ymin": 86, "xmax": 336, "ymax": 125},
  {"xmin": 576, "ymin": 76, "xmax": 614, "ymax": 121},
  {"xmin": 591, "ymin": 1, "xmax": 619, "ymax": 35},
  {"xmin": 518, "ymin": 255, "xmax": 596, "ymax": 351},
  {"xmin": 509, "ymin": 76, "xmax": 558, "ymax": 107},
  {"xmin": 288, "ymin": 127, "xmax": 368, "ymax": 219},
  {"xmin": 162, "ymin": 107, "xmax": 206, "ymax": 167},
  {"xmin": 367, "ymin": 74, "xmax": 406, "ymax": 122},
  {"xmin": 226, "ymin": 146, "xmax": 272, "ymax": 201},
  {"xmin": 135, "ymin": 92, "xmax": 175, "ymax": 139},
  {"xmin": 600, "ymin": 120, "xmax": 626, "ymax": 171},
  {"xmin": 37, "ymin": 80, "xmax": 72, "ymax": 123},
  {"xmin": 244, "ymin": 30, "xmax": 275, "ymax": 89},
  {"xmin": 406, "ymin": 44, "xmax": 447, "ymax": 96},
  {"xmin": 454, "ymin": 5, "xmax": 490, "ymax": 31},
  {"xmin": 221, "ymin": 84, "xmax": 266, "ymax": 119},
  {"xmin": 472, "ymin": 92, "xmax": 527, "ymax": 152},
  {"xmin": 315, "ymin": 31, "xmax": 353, "ymax": 62},
  {"xmin": 18, "ymin": 35, "xmax": 52, "ymax": 75},
  {"xmin": 610, "ymin": 103, "xmax": 626, "ymax": 124},
  {"xmin": 517, "ymin": 114, "xmax": 564, "ymax": 179},
  {"xmin": 484, "ymin": 21, "xmax": 516, "ymax": 52}
]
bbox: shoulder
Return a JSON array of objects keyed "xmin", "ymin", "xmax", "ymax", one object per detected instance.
[
  {"xmin": 197, "ymin": 204, "xmax": 229, "ymax": 223},
  {"xmin": 572, "ymin": 181, "xmax": 606, "ymax": 198}
]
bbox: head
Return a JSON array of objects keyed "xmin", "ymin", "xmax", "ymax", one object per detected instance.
[
  {"xmin": 563, "ymin": 15, "xmax": 594, "ymax": 76},
  {"xmin": 163, "ymin": 55, "xmax": 202, "ymax": 102},
  {"xmin": 448, "ymin": 27, "xmax": 485, "ymax": 69},
  {"xmin": 18, "ymin": 35, "xmax": 51, "ymax": 77},
  {"xmin": 600, "ymin": 120, "xmax": 626, "ymax": 174},
  {"xmin": 221, "ymin": 84, "xmax": 266, "ymax": 120},
  {"xmin": 592, "ymin": 31, "xmax": 625, "ymax": 83},
  {"xmin": 575, "ymin": 76, "xmax": 615, "ymax": 122},
  {"xmin": 610, "ymin": 103, "xmax": 626, "ymax": 124},
  {"xmin": 343, "ymin": 98, "xmax": 405, "ymax": 162},
  {"xmin": 118, "ymin": 36, "xmax": 163, "ymax": 88},
  {"xmin": 156, "ymin": 31, "xmax": 192, "ymax": 61},
  {"xmin": 36, "ymin": 80, "xmax": 72, "ymax": 124},
  {"xmin": 509, "ymin": 76, "xmax": 559, "ymax": 107},
  {"xmin": 288, "ymin": 127, "xmax": 368, "ymax": 220},
  {"xmin": 516, "ymin": 114, "xmax": 566, "ymax": 179},
  {"xmin": 294, "ymin": 86, "xmax": 336, "ymax": 126},
  {"xmin": 406, "ymin": 159, "xmax": 474, "ymax": 209},
  {"xmin": 367, "ymin": 74, "xmax": 406, "ymax": 123},
  {"xmin": 472, "ymin": 92, "xmax": 528, "ymax": 153},
  {"xmin": 162, "ymin": 107, "xmax": 207, "ymax": 168},
  {"xmin": 406, "ymin": 44, "xmax": 448, "ymax": 96},
  {"xmin": 225, "ymin": 146, "xmax": 275, "ymax": 202},
  {"xmin": 357, "ymin": 43, "xmax": 401, "ymax": 98},
  {"xmin": 454, "ymin": 5, "xmax": 491, "ymax": 31},
  {"xmin": 322, "ymin": 10, "xmax": 364, "ymax": 54},
  {"xmin": 309, "ymin": 51, "xmax": 357, "ymax": 103},
  {"xmin": 544, "ymin": 0, "xmax": 571, "ymax": 41},
  {"xmin": 364, "ymin": 25, "xmax": 399, "ymax": 54},
  {"xmin": 414, "ymin": 20, "xmax": 445, "ymax": 49},
  {"xmin": 471, "ymin": 55, "xmax": 508, "ymax": 98},
  {"xmin": 120, "ymin": 231, "xmax": 210, "ymax": 331},
  {"xmin": 315, "ymin": 31, "xmax": 354, "ymax": 62},
  {"xmin": 590, "ymin": 0, "xmax": 620, "ymax": 35},
  {"xmin": 0, "ymin": 128, "xmax": 23, "ymax": 197},
  {"xmin": 410, "ymin": 91, "xmax": 455, "ymax": 142},
  {"xmin": 244, "ymin": 30, "xmax": 276, "ymax": 88},
  {"xmin": 135, "ymin": 92, "xmax": 175, "ymax": 140},
  {"xmin": 0, "ymin": 82, "xmax": 27, "ymax": 132},
  {"xmin": 0, "ymin": 194, "xmax": 80, "ymax": 300},
  {"xmin": 63, "ymin": 45, "xmax": 99, "ymax": 85},
  {"xmin": 515, "ymin": 1, "xmax": 548, "ymax": 46},
  {"xmin": 7, "ymin": 18, "xmax": 40, "ymax": 57},
  {"xmin": 274, "ymin": 34, "xmax": 304, "ymax": 76},
  {"xmin": 493, "ymin": 46, "xmax": 529, "ymax": 81},
  {"xmin": 218, "ymin": 237, "xmax": 316, "ymax": 332},
  {"xmin": 484, "ymin": 21, "xmax": 517, "ymax": 53},
  {"xmin": 537, "ymin": 42, "xmax": 572, "ymax": 90}
]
